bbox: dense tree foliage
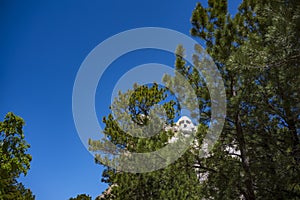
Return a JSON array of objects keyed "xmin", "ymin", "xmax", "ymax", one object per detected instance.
[
  {"xmin": 91, "ymin": 0, "xmax": 300, "ymax": 199},
  {"xmin": 69, "ymin": 193, "xmax": 92, "ymax": 200},
  {"xmin": 190, "ymin": 0, "xmax": 300, "ymax": 199},
  {"xmin": 89, "ymin": 83, "xmax": 202, "ymax": 199},
  {"xmin": 0, "ymin": 112, "xmax": 35, "ymax": 200}
]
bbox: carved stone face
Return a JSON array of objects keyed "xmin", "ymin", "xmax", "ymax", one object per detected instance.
[{"xmin": 176, "ymin": 116, "xmax": 195, "ymax": 135}]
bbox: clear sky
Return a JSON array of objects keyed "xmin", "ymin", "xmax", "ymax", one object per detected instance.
[{"xmin": 0, "ymin": 1, "xmax": 241, "ymax": 199}]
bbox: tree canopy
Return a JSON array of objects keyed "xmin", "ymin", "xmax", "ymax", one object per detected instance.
[
  {"xmin": 91, "ymin": 0, "xmax": 300, "ymax": 199},
  {"xmin": 0, "ymin": 112, "xmax": 35, "ymax": 200},
  {"xmin": 69, "ymin": 194, "xmax": 92, "ymax": 200}
]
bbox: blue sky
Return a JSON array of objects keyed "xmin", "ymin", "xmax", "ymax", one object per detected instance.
[{"xmin": 0, "ymin": 1, "xmax": 240, "ymax": 199}]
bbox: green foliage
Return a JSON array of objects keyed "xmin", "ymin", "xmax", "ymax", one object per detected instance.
[
  {"xmin": 0, "ymin": 112, "xmax": 34, "ymax": 200},
  {"xmin": 90, "ymin": 83, "xmax": 203, "ymax": 199},
  {"xmin": 97, "ymin": 151, "xmax": 202, "ymax": 200},
  {"xmin": 91, "ymin": 0, "xmax": 300, "ymax": 199},
  {"xmin": 190, "ymin": 0, "xmax": 300, "ymax": 199},
  {"xmin": 69, "ymin": 194, "xmax": 92, "ymax": 200}
]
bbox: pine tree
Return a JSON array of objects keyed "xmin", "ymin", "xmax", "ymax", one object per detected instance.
[
  {"xmin": 69, "ymin": 194, "xmax": 92, "ymax": 200},
  {"xmin": 190, "ymin": 0, "xmax": 300, "ymax": 199},
  {"xmin": 91, "ymin": 0, "xmax": 300, "ymax": 199},
  {"xmin": 89, "ymin": 83, "xmax": 204, "ymax": 199}
]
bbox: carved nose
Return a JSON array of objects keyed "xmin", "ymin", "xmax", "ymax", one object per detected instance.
[{"xmin": 184, "ymin": 124, "xmax": 187, "ymax": 128}]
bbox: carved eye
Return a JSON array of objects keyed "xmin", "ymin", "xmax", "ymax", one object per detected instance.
[
  {"xmin": 179, "ymin": 120, "xmax": 184, "ymax": 125},
  {"xmin": 186, "ymin": 120, "xmax": 191, "ymax": 124}
]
